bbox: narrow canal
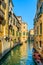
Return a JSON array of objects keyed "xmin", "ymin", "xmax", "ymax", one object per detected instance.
[{"xmin": 0, "ymin": 41, "xmax": 37, "ymax": 65}]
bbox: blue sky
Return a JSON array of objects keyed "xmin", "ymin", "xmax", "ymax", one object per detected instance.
[{"xmin": 12, "ymin": 0, "xmax": 37, "ymax": 30}]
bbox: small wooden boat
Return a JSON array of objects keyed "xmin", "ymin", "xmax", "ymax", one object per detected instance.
[{"xmin": 33, "ymin": 52, "xmax": 41, "ymax": 60}]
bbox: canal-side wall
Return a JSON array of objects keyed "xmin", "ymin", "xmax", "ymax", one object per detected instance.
[
  {"xmin": 0, "ymin": 40, "xmax": 10, "ymax": 60},
  {"xmin": 2, "ymin": 41, "xmax": 10, "ymax": 57},
  {"xmin": 0, "ymin": 41, "xmax": 21, "ymax": 60}
]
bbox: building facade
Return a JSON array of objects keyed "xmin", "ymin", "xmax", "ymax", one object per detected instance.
[
  {"xmin": 34, "ymin": 0, "xmax": 43, "ymax": 58},
  {"xmin": 0, "ymin": 0, "xmax": 28, "ymax": 59},
  {"xmin": 20, "ymin": 22, "xmax": 28, "ymax": 43},
  {"xmin": 17, "ymin": 16, "xmax": 28, "ymax": 43},
  {"xmin": 28, "ymin": 29, "xmax": 34, "ymax": 41},
  {"xmin": 0, "ymin": 0, "xmax": 10, "ymax": 57},
  {"xmin": 0, "ymin": 0, "xmax": 20, "ymax": 58}
]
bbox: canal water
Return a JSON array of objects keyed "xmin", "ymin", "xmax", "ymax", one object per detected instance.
[{"xmin": 0, "ymin": 41, "xmax": 37, "ymax": 65}]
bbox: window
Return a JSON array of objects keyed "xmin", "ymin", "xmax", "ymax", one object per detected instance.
[
  {"xmin": 0, "ymin": 25, "xmax": 2, "ymax": 32},
  {"xmin": 40, "ymin": 3, "xmax": 43, "ymax": 13},
  {"xmin": 40, "ymin": 6, "xmax": 42, "ymax": 13},
  {"xmin": 2, "ymin": 0, "xmax": 6, "ymax": 9},
  {"xmin": 24, "ymin": 26, "xmax": 25, "ymax": 29},
  {"xmin": 36, "ymin": 42, "xmax": 38, "ymax": 48},
  {"xmin": 0, "ymin": 0, "xmax": 1, "ymax": 5},
  {"xmin": 12, "ymin": 29, "xmax": 14, "ymax": 36},
  {"xmin": 19, "ymin": 32, "xmax": 21, "ymax": 36},
  {"xmin": 37, "ymin": 26, "xmax": 39, "ymax": 35},
  {"xmin": 23, "ymin": 32, "xmax": 25, "ymax": 35},
  {"xmin": 16, "ymin": 31, "xmax": 18, "ymax": 36},
  {"xmin": 40, "ymin": 23, "xmax": 42, "ymax": 34},
  {"xmin": 13, "ymin": 19, "xmax": 15, "ymax": 25},
  {"xmin": 26, "ymin": 32, "xmax": 28, "ymax": 36},
  {"xmin": 40, "ymin": 41, "xmax": 41, "ymax": 47}
]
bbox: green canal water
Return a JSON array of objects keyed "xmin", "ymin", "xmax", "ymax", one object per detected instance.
[{"xmin": 0, "ymin": 41, "xmax": 37, "ymax": 65}]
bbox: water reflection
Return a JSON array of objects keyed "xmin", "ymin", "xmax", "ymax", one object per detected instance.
[
  {"xmin": 0, "ymin": 41, "xmax": 37, "ymax": 65},
  {"xmin": 20, "ymin": 42, "xmax": 28, "ymax": 65},
  {"xmin": 26, "ymin": 41, "xmax": 36, "ymax": 65}
]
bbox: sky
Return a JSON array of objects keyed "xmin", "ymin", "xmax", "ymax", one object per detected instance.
[{"xmin": 12, "ymin": 0, "xmax": 37, "ymax": 30}]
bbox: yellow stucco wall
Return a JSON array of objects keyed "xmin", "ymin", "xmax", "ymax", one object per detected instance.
[{"xmin": 34, "ymin": 14, "xmax": 43, "ymax": 58}]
